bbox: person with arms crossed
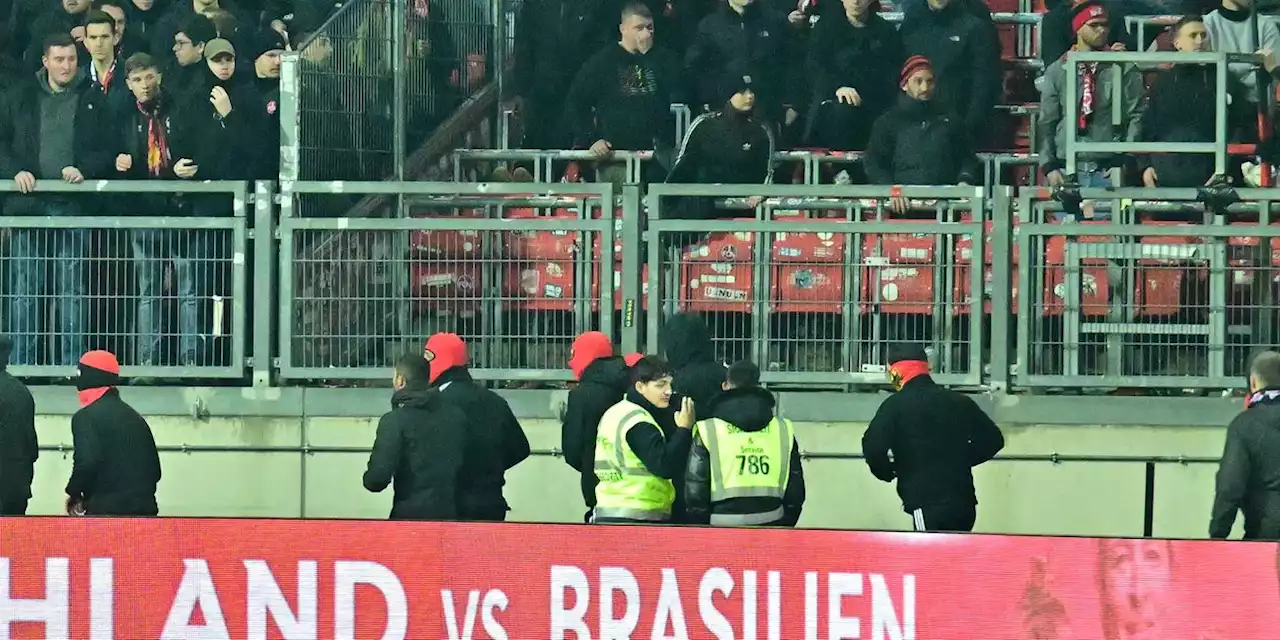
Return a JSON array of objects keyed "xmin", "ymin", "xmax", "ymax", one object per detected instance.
[
  {"xmin": 593, "ymin": 356, "xmax": 694, "ymax": 524},
  {"xmin": 862, "ymin": 343, "xmax": 1004, "ymax": 532},
  {"xmin": 684, "ymin": 360, "xmax": 805, "ymax": 526}
]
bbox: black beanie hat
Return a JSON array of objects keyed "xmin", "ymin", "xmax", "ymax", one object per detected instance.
[
  {"xmin": 886, "ymin": 343, "xmax": 929, "ymax": 365},
  {"xmin": 251, "ymin": 26, "xmax": 288, "ymax": 61},
  {"xmin": 76, "ymin": 350, "xmax": 121, "ymax": 391},
  {"xmin": 719, "ymin": 67, "xmax": 756, "ymax": 105}
]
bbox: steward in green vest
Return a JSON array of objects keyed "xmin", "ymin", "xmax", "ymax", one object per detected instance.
[
  {"xmin": 593, "ymin": 356, "xmax": 696, "ymax": 523},
  {"xmin": 684, "ymin": 360, "xmax": 805, "ymax": 527}
]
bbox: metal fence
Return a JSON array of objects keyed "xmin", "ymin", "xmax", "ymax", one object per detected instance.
[
  {"xmin": 0, "ymin": 181, "xmax": 257, "ymax": 380},
  {"xmin": 13, "ymin": 181, "xmax": 1280, "ymax": 393}
]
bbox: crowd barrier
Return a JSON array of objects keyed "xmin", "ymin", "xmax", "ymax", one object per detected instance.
[
  {"xmin": 0, "ymin": 518, "xmax": 1276, "ymax": 638},
  {"xmin": 8, "ymin": 180, "xmax": 1280, "ymax": 392}
]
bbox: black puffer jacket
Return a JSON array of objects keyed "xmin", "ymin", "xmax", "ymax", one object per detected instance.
[
  {"xmin": 1210, "ymin": 389, "xmax": 1280, "ymax": 539},
  {"xmin": 899, "ymin": 0, "xmax": 1000, "ymax": 134},
  {"xmin": 66, "ymin": 389, "xmax": 162, "ymax": 516},
  {"xmin": 363, "ymin": 386, "xmax": 467, "ymax": 520},
  {"xmin": 432, "ymin": 367, "xmax": 531, "ymax": 521},
  {"xmin": 0, "ymin": 367, "xmax": 36, "ymax": 511},
  {"xmin": 864, "ymin": 94, "xmax": 977, "ymax": 186},
  {"xmin": 684, "ymin": 386, "xmax": 805, "ymax": 526},
  {"xmin": 862, "ymin": 374, "xmax": 1004, "ymax": 512},
  {"xmin": 662, "ymin": 313, "xmax": 728, "ymax": 409},
  {"xmin": 561, "ymin": 356, "xmax": 631, "ymax": 512}
]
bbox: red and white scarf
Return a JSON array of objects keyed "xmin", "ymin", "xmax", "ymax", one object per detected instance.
[{"xmin": 1066, "ymin": 44, "xmax": 1098, "ymax": 133}]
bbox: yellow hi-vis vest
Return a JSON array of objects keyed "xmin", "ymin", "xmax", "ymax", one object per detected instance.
[
  {"xmin": 693, "ymin": 416, "xmax": 795, "ymax": 526},
  {"xmin": 593, "ymin": 399, "xmax": 675, "ymax": 521}
]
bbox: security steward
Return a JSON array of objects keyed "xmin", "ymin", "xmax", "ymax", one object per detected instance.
[
  {"xmin": 684, "ymin": 360, "xmax": 805, "ymax": 527},
  {"xmin": 1210, "ymin": 350, "xmax": 1280, "ymax": 539},
  {"xmin": 862, "ymin": 343, "xmax": 1004, "ymax": 532},
  {"xmin": 593, "ymin": 356, "xmax": 694, "ymax": 523}
]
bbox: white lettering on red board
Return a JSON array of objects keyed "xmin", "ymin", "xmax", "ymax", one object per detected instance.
[{"xmin": 549, "ymin": 565, "xmax": 915, "ymax": 640}]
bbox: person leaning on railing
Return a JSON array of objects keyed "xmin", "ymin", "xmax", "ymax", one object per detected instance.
[{"xmin": 0, "ymin": 33, "xmax": 114, "ymax": 368}]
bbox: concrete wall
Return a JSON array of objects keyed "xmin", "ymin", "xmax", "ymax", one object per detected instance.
[{"xmin": 23, "ymin": 385, "xmax": 1244, "ymax": 539}]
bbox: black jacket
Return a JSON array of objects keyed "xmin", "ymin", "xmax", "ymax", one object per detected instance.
[
  {"xmin": 561, "ymin": 44, "xmax": 686, "ymax": 151},
  {"xmin": 115, "ymin": 92, "xmax": 202, "ymax": 215},
  {"xmin": 0, "ymin": 71, "xmax": 113, "ymax": 215},
  {"xmin": 561, "ymin": 356, "xmax": 631, "ymax": 509},
  {"xmin": 66, "ymin": 389, "xmax": 162, "ymax": 516},
  {"xmin": 363, "ymin": 386, "xmax": 467, "ymax": 520},
  {"xmin": 1210, "ymin": 389, "xmax": 1280, "ymax": 539},
  {"xmin": 86, "ymin": 58, "xmax": 134, "ymax": 122},
  {"xmin": 186, "ymin": 66, "xmax": 264, "ymax": 181},
  {"xmin": 865, "ymin": 94, "xmax": 977, "ymax": 186},
  {"xmin": 899, "ymin": 1, "xmax": 1000, "ymax": 134},
  {"xmin": 686, "ymin": 2, "xmax": 792, "ymax": 117},
  {"xmin": 665, "ymin": 108, "xmax": 775, "ymax": 221},
  {"xmin": 805, "ymin": 12, "xmax": 903, "ymax": 127},
  {"xmin": 0, "ymin": 368, "xmax": 37, "ymax": 509},
  {"xmin": 621, "ymin": 389, "xmax": 693, "ymax": 481},
  {"xmin": 862, "ymin": 375, "xmax": 1004, "ymax": 512},
  {"xmin": 1137, "ymin": 64, "xmax": 1217, "ymax": 188},
  {"xmin": 511, "ymin": 0, "xmax": 616, "ymax": 102},
  {"xmin": 251, "ymin": 75, "xmax": 281, "ymax": 180},
  {"xmin": 684, "ymin": 386, "xmax": 805, "ymax": 526},
  {"xmin": 432, "ymin": 367, "xmax": 531, "ymax": 520},
  {"xmin": 662, "ymin": 313, "xmax": 728, "ymax": 409}
]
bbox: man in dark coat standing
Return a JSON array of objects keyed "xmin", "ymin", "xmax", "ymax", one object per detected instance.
[
  {"xmin": 364, "ymin": 354, "xmax": 467, "ymax": 520},
  {"xmin": 0, "ymin": 336, "xmax": 37, "ymax": 515},
  {"xmin": 561, "ymin": 331, "xmax": 633, "ymax": 522},
  {"xmin": 862, "ymin": 343, "xmax": 1004, "ymax": 532},
  {"xmin": 424, "ymin": 333, "xmax": 531, "ymax": 521},
  {"xmin": 1210, "ymin": 350, "xmax": 1280, "ymax": 539},
  {"xmin": 66, "ymin": 350, "xmax": 162, "ymax": 516}
]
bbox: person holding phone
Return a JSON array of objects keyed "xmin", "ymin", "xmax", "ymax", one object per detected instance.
[{"xmin": 592, "ymin": 356, "xmax": 695, "ymax": 524}]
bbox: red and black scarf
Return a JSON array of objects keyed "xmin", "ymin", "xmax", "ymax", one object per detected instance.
[
  {"xmin": 136, "ymin": 99, "xmax": 172, "ymax": 177},
  {"xmin": 889, "ymin": 360, "xmax": 930, "ymax": 391},
  {"xmin": 1065, "ymin": 44, "xmax": 1098, "ymax": 133}
]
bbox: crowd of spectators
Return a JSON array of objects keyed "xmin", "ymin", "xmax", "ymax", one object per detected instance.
[{"xmin": 510, "ymin": 0, "xmax": 1280, "ymax": 190}]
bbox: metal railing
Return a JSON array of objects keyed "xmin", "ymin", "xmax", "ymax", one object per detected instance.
[{"xmin": 0, "ymin": 181, "xmax": 258, "ymax": 380}]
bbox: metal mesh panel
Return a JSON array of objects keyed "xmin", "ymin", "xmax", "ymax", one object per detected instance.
[
  {"xmin": 0, "ymin": 216, "xmax": 246, "ymax": 380},
  {"xmin": 279, "ymin": 184, "xmax": 618, "ymax": 381}
]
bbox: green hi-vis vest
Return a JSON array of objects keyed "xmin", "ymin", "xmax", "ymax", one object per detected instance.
[
  {"xmin": 593, "ymin": 399, "xmax": 676, "ymax": 521},
  {"xmin": 694, "ymin": 416, "xmax": 795, "ymax": 526}
]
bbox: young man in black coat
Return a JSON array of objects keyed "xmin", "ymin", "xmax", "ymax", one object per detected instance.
[
  {"xmin": 0, "ymin": 337, "xmax": 37, "ymax": 515},
  {"xmin": 424, "ymin": 333, "xmax": 531, "ymax": 521},
  {"xmin": 561, "ymin": 331, "xmax": 633, "ymax": 522},
  {"xmin": 862, "ymin": 343, "xmax": 1004, "ymax": 532},
  {"xmin": 1137, "ymin": 15, "xmax": 1219, "ymax": 189},
  {"xmin": 66, "ymin": 350, "xmax": 163, "ymax": 516},
  {"xmin": 363, "ymin": 354, "xmax": 467, "ymax": 520}
]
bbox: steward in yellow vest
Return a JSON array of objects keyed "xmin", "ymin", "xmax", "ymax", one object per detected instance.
[
  {"xmin": 684, "ymin": 360, "xmax": 805, "ymax": 526},
  {"xmin": 593, "ymin": 356, "xmax": 696, "ymax": 523}
]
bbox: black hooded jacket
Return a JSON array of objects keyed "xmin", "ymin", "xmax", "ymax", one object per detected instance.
[
  {"xmin": 684, "ymin": 386, "xmax": 805, "ymax": 526},
  {"xmin": 187, "ymin": 63, "xmax": 264, "ymax": 181},
  {"xmin": 66, "ymin": 388, "xmax": 162, "ymax": 516},
  {"xmin": 363, "ymin": 386, "xmax": 467, "ymax": 520},
  {"xmin": 431, "ymin": 367, "xmax": 531, "ymax": 521},
  {"xmin": 0, "ymin": 365, "xmax": 36, "ymax": 510},
  {"xmin": 561, "ymin": 356, "xmax": 631, "ymax": 510},
  {"xmin": 662, "ymin": 313, "xmax": 728, "ymax": 409},
  {"xmin": 1210, "ymin": 389, "xmax": 1280, "ymax": 539},
  {"xmin": 862, "ymin": 374, "xmax": 1004, "ymax": 512}
]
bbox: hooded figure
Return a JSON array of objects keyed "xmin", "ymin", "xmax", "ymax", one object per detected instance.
[
  {"xmin": 423, "ymin": 333, "xmax": 530, "ymax": 521},
  {"xmin": 188, "ymin": 37, "xmax": 263, "ymax": 182},
  {"xmin": 861, "ymin": 343, "xmax": 1003, "ymax": 532},
  {"xmin": 364, "ymin": 354, "xmax": 466, "ymax": 520},
  {"xmin": 0, "ymin": 336, "xmax": 37, "ymax": 515},
  {"xmin": 66, "ymin": 350, "xmax": 162, "ymax": 516},
  {"xmin": 661, "ymin": 313, "xmax": 728, "ymax": 409},
  {"xmin": 561, "ymin": 331, "xmax": 634, "ymax": 521}
]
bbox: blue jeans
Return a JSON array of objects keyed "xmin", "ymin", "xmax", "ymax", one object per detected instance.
[
  {"xmin": 132, "ymin": 229, "xmax": 205, "ymax": 365},
  {"xmin": 7, "ymin": 227, "xmax": 87, "ymax": 366}
]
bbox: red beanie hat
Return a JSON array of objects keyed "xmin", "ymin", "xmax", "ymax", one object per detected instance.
[
  {"xmin": 899, "ymin": 55, "xmax": 932, "ymax": 90},
  {"xmin": 569, "ymin": 331, "xmax": 614, "ymax": 381},
  {"xmin": 423, "ymin": 333, "xmax": 468, "ymax": 384},
  {"xmin": 1071, "ymin": 0, "xmax": 1107, "ymax": 34}
]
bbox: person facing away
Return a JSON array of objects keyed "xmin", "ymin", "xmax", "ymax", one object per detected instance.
[
  {"xmin": 561, "ymin": 331, "xmax": 634, "ymax": 523},
  {"xmin": 1209, "ymin": 351, "xmax": 1280, "ymax": 539},
  {"xmin": 363, "ymin": 353, "xmax": 466, "ymax": 520},
  {"xmin": 684, "ymin": 360, "xmax": 805, "ymax": 526},
  {"xmin": 66, "ymin": 350, "xmax": 163, "ymax": 516},
  {"xmin": 862, "ymin": 343, "xmax": 1004, "ymax": 532},
  {"xmin": 422, "ymin": 333, "xmax": 530, "ymax": 521},
  {"xmin": 0, "ymin": 336, "xmax": 37, "ymax": 515},
  {"xmin": 593, "ymin": 356, "xmax": 695, "ymax": 524}
]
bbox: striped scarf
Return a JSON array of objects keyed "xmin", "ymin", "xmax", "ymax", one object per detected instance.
[{"xmin": 137, "ymin": 99, "xmax": 171, "ymax": 177}]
